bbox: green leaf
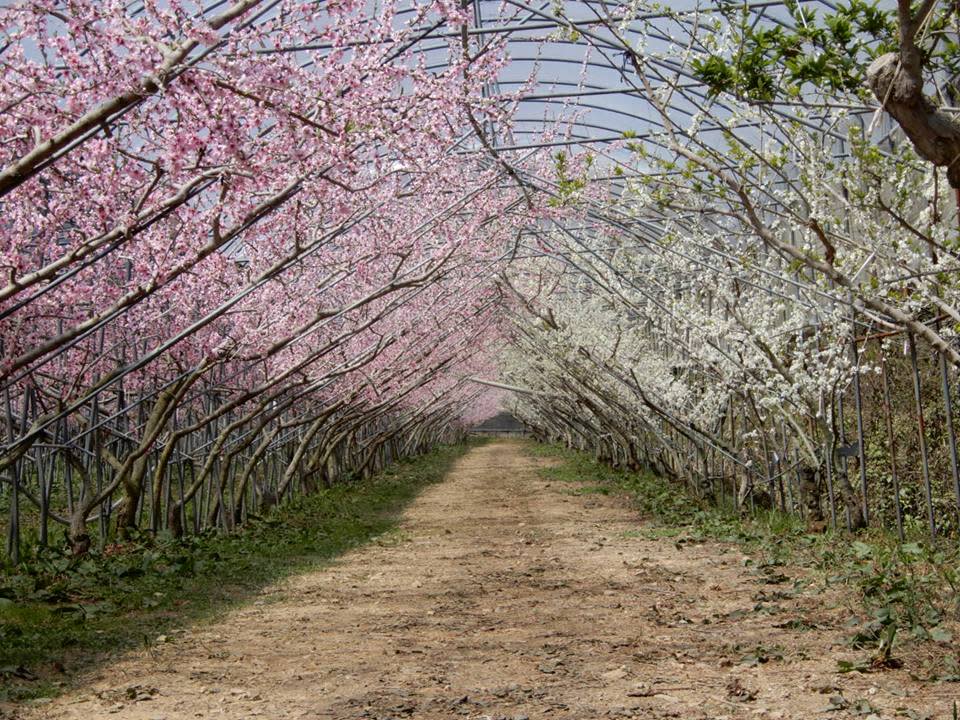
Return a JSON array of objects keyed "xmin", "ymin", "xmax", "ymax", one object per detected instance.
[
  {"xmin": 931, "ymin": 627, "xmax": 954, "ymax": 643},
  {"xmin": 900, "ymin": 542, "xmax": 923, "ymax": 557},
  {"xmin": 837, "ymin": 658, "xmax": 870, "ymax": 673},
  {"xmin": 851, "ymin": 541, "xmax": 873, "ymax": 560}
]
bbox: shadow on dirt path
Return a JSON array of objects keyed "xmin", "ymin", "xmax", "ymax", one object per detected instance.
[{"xmin": 19, "ymin": 440, "xmax": 957, "ymax": 719}]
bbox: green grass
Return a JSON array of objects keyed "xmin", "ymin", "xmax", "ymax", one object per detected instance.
[
  {"xmin": 0, "ymin": 442, "xmax": 472, "ymax": 703},
  {"xmin": 530, "ymin": 441, "xmax": 960, "ymax": 680}
]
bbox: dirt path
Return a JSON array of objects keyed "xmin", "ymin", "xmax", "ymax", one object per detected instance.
[{"xmin": 22, "ymin": 440, "xmax": 957, "ymax": 719}]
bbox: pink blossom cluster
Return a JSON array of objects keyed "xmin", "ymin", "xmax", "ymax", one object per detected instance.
[{"xmin": 0, "ymin": 0, "xmax": 538, "ymax": 430}]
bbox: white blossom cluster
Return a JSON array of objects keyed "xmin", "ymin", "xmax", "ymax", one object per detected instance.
[{"xmin": 498, "ymin": 97, "xmax": 959, "ymax": 514}]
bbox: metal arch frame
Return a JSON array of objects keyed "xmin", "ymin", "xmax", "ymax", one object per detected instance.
[
  {"xmin": 266, "ymin": 0, "xmax": 833, "ymax": 52},
  {"xmin": 235, "ymin": 0, "xmax": 884, "ymax": 169},
  {"xmin": 2, "ymin": 0, "xmax": 919, "ymax": 397}
]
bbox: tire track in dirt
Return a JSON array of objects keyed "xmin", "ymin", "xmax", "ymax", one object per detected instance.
[{"xmin": 20, "ymin": 440, "xmax": 956, "ymax": 719}]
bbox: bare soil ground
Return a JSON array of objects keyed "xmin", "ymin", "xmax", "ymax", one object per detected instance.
[{"xmin": 19, "ymin": 440, "xmax": 958, "ymax": 719}]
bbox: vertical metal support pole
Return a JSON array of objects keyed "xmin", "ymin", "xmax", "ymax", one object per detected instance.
[
  {"xmin": 66, "ymin": 431, "xmax": 76, "ymax": 516},
  {"xmin": 40, "ymin": 443, "xmax": 55, "ymax": 547},
  {"xmin": 880, "ymin": 352, "xmax": 904, "ymax": 541},
  {"xmin": 729, "ymin": 397, "xmax": 738, "ymax": 511},
  {"xmin": 851, "ymin": 336, "xmax": 870, "ymax": 525},
  {"xmin": 227, "ymin": 453, "xmax": 237, "ymax": 532},
  {"xmin": 937, "ymin": 342, "xmax": 960, "ymax": 532},
  {"xmin": 779, "ymin": 420, "xmax": 790, "ymax": 512},
  {"xmin": 793, "ymin": 448, "xmax": 802, "ymax": 517},
  {"xmin": 191, "ymin": 458, "xmax": 201, "ymax": 535},
  {"xmin": 139, "ymin": 458, "xmax": 150, "ymax": 530},
  {"xmin": 4, "ymin": 388, "xmax": 20, "ymax": 564},
  {"xmin": 837, "ymin": 391, "xmax": 853, "ymax": 530},
  {"xmin": 36, "ymin": 444, "xmax": 47, "ymax": 548},
  {"xmin": 908, "ymin": 333, "xmax": 937, "ymax": 540},
  {"xmin": 759, "ymin": 427, "xmax": 775, "ymax": 509},
  {"xmin": 819, "ymin": 389, "xmax": 837, "ymax": 530},
  {"xmin": 776, "ymin": 435, "xmax": 786, "ymax": 512},
  {"xmin": 701, "ymin": 452, "xmax": 709, "ymax": 500},
  {"xmin": 176, "ymin": 455, "xmax": 186, "ymax": 533},
  {"xmin": 95, "ymin": 440, "xmax": 108, "ymax": 545},
  {"xmin": 824, "ymin": 442, "xmax": 837, "ymax": 531},
  {"xmin": 162, "ymin": 452, "xmax": 172, "ymax": 531}
]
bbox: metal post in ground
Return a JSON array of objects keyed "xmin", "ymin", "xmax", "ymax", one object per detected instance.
[
  {"xmin": 850, "ymin": 335, "xmax": 870, "ymax": 526},
  {"xmin": 908, "ymin": 333, "xmax": 937, "ymax": 540},
  {"xmin": 880, "ymin": 350, "xmax": 904, "ymax": 541}
]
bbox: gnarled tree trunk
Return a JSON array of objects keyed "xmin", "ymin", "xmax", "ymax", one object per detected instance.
[{"xmin": 867, "ymin": 1, "xmax": 960, "ymax": 187}]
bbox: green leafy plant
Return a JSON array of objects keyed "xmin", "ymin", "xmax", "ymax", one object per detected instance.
[{"xmin": 692, "ymin": 0, "xmax": 898, "ymax": 102}]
